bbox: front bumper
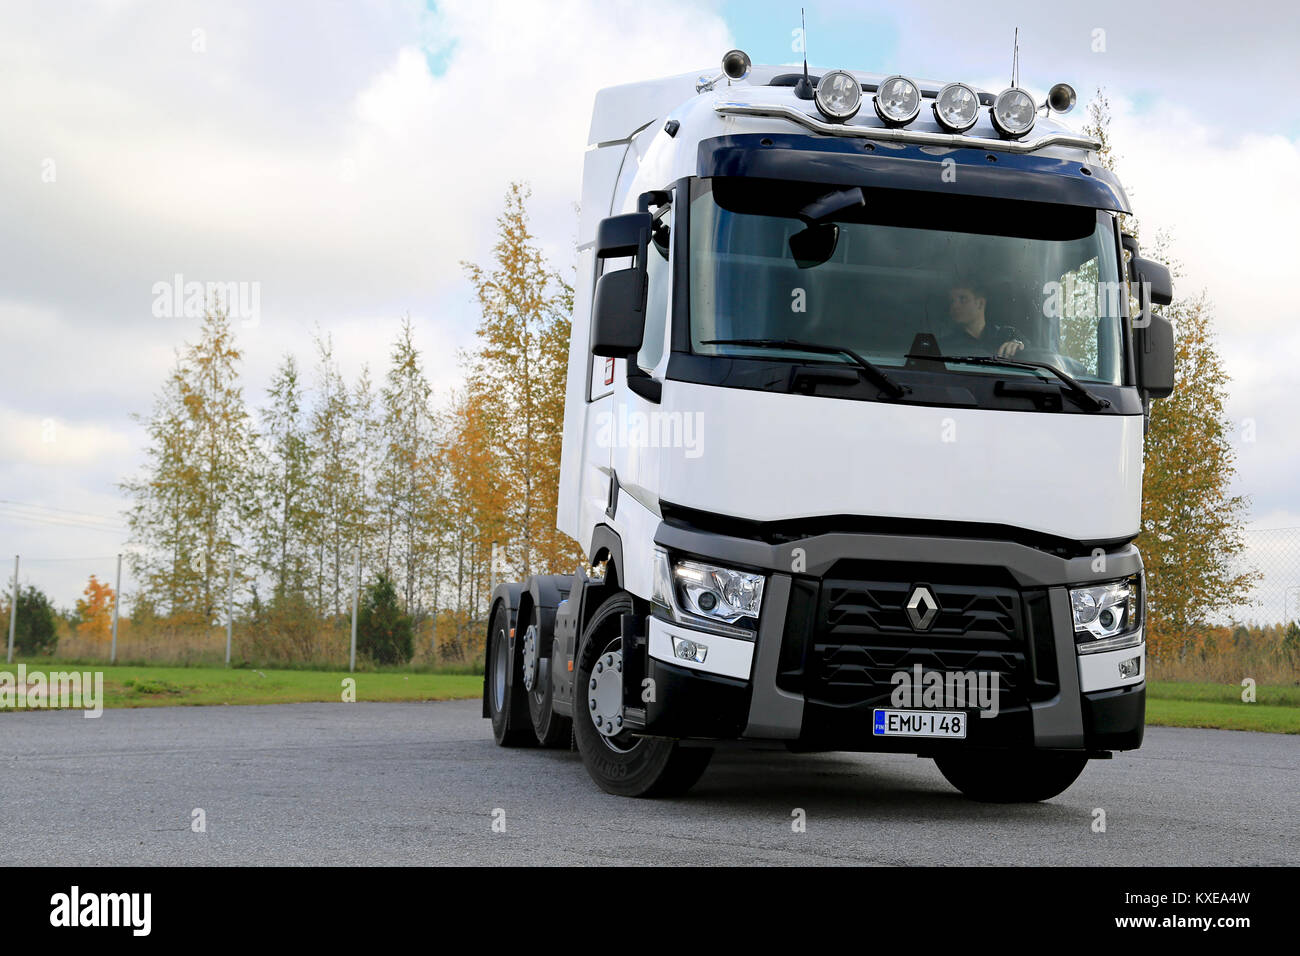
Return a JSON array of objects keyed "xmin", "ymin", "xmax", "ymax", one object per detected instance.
[{"xmin": 644, "ymin": 520, "xmax": 1146, "ymax": 752}]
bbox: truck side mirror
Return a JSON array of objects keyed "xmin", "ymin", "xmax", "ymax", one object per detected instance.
[
  {"xmin": 1135, "ymin": 313, "xmax": 1175, "ymax": 399},
  {"xmin": 1131, "ymin": 256, "xmax": 1175, "ymax": 400},
  {"xmin": 1131, "ymin": 256, "xmax": 1173, "ymax": 306},
  {"xmin": 591, "ymin": 212, "xmax": 652, "ymax": 357}
]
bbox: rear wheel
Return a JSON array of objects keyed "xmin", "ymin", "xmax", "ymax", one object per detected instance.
[
  {"xmin": 523, "ymin": 605, "xmax": 572, "ymax": 748},
  {"xmin": 573, "ymin": 592, "xmax": 712, "ymax": 797},
  {"xmin": 934, "ymin": 750, "xmax": 1088, "ymax": 803},
  {"xmin": 487, "ymin": 601, "xmax": 534, "ymax": 747}
]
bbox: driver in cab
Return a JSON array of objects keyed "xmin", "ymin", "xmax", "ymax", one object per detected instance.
[{"xmin": 939, "ymin": 282, "xmax": 1027, "ymax": 359}]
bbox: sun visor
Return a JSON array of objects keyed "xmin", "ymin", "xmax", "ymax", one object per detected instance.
[{"xmin": 698, "ymin": 133, "xmax": 1131, "ymax": 213}]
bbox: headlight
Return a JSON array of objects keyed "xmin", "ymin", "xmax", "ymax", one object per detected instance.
[
  {"xmin": 873, "ymin": 75, "xmax": 921, "ymax": 126},
  {"xmin": 814, "ymin": 70, "xmax": 862, "ymax": 121},
  {"xmin": 1070, "ymin": 575, "xmax": 1141, "ymax": 653},
  {"xmin": 933, "ymin": 82, "xmax": 980, "ymax": 132},
  {"xmin": 674, "ymin": 559, "xmax": 764, "ymax": 624},
  {"xmin": 990, "ymin": 87, "xmax": 1036, "ymax": 137},
  {"xmin": 652, "ymin": 548, "xmax": 765, "ymax": 636}
]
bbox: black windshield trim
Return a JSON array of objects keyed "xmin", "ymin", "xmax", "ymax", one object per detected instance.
[{"xmin": 664, "ymin": 351, "xmax": 1143, "ymax": 415}]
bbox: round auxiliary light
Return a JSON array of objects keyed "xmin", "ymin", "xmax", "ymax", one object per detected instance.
[
  {"xmin": 932, "ymin": 82, "xmax": 981, "ymax": 132},
  {"xmin": 873, "ymin": 75, "xmax": 921, "ymax": 126},
  {"xmin": 814, "ymin": 70, "xmax": 863, "ymax": 121},
  {"xmin": 991, "ymin": 87, "xmax": 1037, "ymax": 137}
]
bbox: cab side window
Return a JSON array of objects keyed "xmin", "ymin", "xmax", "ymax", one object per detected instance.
[{"xmin": 637, "ymin": 215, "xmax": 670, "ymax": 372}]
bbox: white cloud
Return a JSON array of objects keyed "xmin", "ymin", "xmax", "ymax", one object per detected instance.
[
  {"xmin": 0, "ymin": 407, "xmax": 133, "ymax": 467},
  {"xmin": 2, "ymin": 0, "xmax": 1297, "ymax": 606},
  {"xmin": 0, "ymin": 0, "xmax": 730, "ymax": 605}
]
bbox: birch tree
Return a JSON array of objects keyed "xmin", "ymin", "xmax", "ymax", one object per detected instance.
[{"xmin": 462, "ymin": 182, "xmax": 583, "ymax": 580}]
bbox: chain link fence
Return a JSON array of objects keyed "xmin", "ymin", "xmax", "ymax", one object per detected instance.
[{"xmin": 1233, "ymin": 527, "xmax": 1300, "ymax": 626}]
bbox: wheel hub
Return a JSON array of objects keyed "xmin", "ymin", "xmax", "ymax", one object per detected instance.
[
  {"xmin": 587, "ymin": 649, "xmax": 624, "ymax": 738},
  {"xmin": 521, "ymin": 624, "xmax": 539, "ymax": 692}
]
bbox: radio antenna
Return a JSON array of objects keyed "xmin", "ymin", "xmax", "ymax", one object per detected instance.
[
  {"xmin": 794, "ymin": 7, "xmax": 815, "ymax": 99},
  {"xmin": 1011, "ymin": 27, "xmax": 1020, "ymax": 88}
]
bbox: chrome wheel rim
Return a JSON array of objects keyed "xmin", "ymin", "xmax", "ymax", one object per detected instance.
[
  {"xmin": 588, "ymin": 637, "xmax": 634, "ymax": 752},
  {"xmin": 521, "ymin": 623, "xmax": 539, "ymax": 692}
]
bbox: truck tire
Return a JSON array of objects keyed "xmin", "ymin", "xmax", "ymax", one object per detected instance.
[
  {"xmin": 524, "ymin": 604, "xmax": 572, "ymax": 748},
  {"xmin": 933, "ymin": 751, "xmax": 1088, "ymax": 803},
  {"xmin": 487, "ymin": 600, "xmax": 534, "ymax": 747},
  {"xmin": 573, "ymin": 591, "xmax": 713, "ymax": 797}
]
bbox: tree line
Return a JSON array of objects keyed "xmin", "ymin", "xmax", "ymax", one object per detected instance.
[
  {"xmin": 13, "ymin": 98, "xmax": 1269, "ymax": 673},
  {"xmin": 1082, "ymin": 93, "xmax": 1258, "ymax": 665},
  {"xmin": 119, "ymin": 183, "xmax": 582, "ymax": 663}
]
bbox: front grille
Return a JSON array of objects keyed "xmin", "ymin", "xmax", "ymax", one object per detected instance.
[{"xmin": 803, "ymin": 577, "xmax": 1030, "ymax": 708}]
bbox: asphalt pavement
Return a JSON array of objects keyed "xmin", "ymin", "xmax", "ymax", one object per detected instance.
[{"xmin": 2, "ymin": 700, "xmax": 1295, "ymax": 865}]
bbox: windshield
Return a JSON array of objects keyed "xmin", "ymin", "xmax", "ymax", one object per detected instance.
[{"xmin": 689, "ymin": 179, "xmax": 1126, "ymax": 386}]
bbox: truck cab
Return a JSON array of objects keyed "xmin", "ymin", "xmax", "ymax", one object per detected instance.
[{"xmin": 485, "ymin": 54, "xmax": 1176, "ymax": 801}]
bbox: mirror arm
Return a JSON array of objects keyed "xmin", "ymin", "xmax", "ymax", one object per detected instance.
[
  {"xmin": 626, "ymin": 366, "xmax": 662, "ymax": 403},
  {"xmin": 638, "ymin": 190, "xmax": 672, "ymax": 213}
]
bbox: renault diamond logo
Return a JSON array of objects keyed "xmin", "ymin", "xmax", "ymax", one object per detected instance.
[{"xmin": 906, "ymin": 585, "xmax": 939, "ymax": 631}]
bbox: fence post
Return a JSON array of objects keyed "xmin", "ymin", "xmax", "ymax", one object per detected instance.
[
  {"xmin": 110, "ymin": 552, "xmax": 122, "ymax": 665},
  {"xmin": 349, "ymin": 548, "xmax": 360, "ymax": 673},
  {"xmin": 6, "ymin": 555, "xmax": 17, "ymax": 664},
  {"xmin": 224, "ymin": 557, "xmax": 234, "ymax": 666}
]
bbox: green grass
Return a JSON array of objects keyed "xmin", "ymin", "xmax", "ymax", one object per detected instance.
[
  {"xmin": 1, "ymin": 661, "xmax": 482, "ymax": 710},
  {"xmin": 1146, "ymin": 680, "xmax": 1300, "ymax": 734},
  {"xmin": 2, "ymin": 663, "xmax": 1295, "ymax": 733}
]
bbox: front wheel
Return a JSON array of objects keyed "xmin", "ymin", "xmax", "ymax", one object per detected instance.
[
  {"xmin": 934, "ymin": 750, "xmax": 1088, "ymax": 803},
  {"xmin": 573, "ymin": 592, "xmax": 713, "ymax": 797}
]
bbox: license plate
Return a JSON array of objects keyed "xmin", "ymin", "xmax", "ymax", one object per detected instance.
[{"xmin": 872, "ymin": 709, "xmax": 967, "ymax": 738}]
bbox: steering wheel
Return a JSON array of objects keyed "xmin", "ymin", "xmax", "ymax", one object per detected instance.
[{"xmin": 1005, "ymin": 345, "xmax": 1059, "ymax": 366}]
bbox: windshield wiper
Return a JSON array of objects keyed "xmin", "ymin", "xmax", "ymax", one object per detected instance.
[
  {"xmin": 701, "ymin": 338, "xmax": 908, "ymax": 399},
  {"xmin": 905, "ymin": 352, "xmax": 1110, "ymax": 411}
]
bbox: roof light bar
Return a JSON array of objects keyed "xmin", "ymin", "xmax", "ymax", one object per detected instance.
[{"xmin": 712, "ymin": 101, "xmax": 1101, "ymax": 155}]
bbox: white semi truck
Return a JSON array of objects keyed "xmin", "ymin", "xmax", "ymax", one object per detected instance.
[{"xmin": 483, "ymin": 51, "xmax": 1175, "ymax": 801}]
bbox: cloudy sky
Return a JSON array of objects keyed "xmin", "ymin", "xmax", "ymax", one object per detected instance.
[{"xmin": 2, "ymin": 0, "xmax": 1297, "ymax": 613}]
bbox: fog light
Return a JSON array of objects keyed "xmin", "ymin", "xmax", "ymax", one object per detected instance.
[
  {"xmin": 991, "ymin": 87, "xmax": 1036, "ymax": 137},
  {"xmin": 1118, "ymin": 656, "xmax": 1141, "ymax": 679},
  {"xmin": 814, "ymin": 70, "xmax": 862, "ymax": 121},
  {"xmin": 672, "ymin": 636, "xmax": 708, "ymax": 664},
  {"xmin": 873, "ymin": 75, "xmax": 921, "ymax": 126},
  {"xmin": 933, "ymin": 82, "xmax": 980, "ymax": 132}
]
